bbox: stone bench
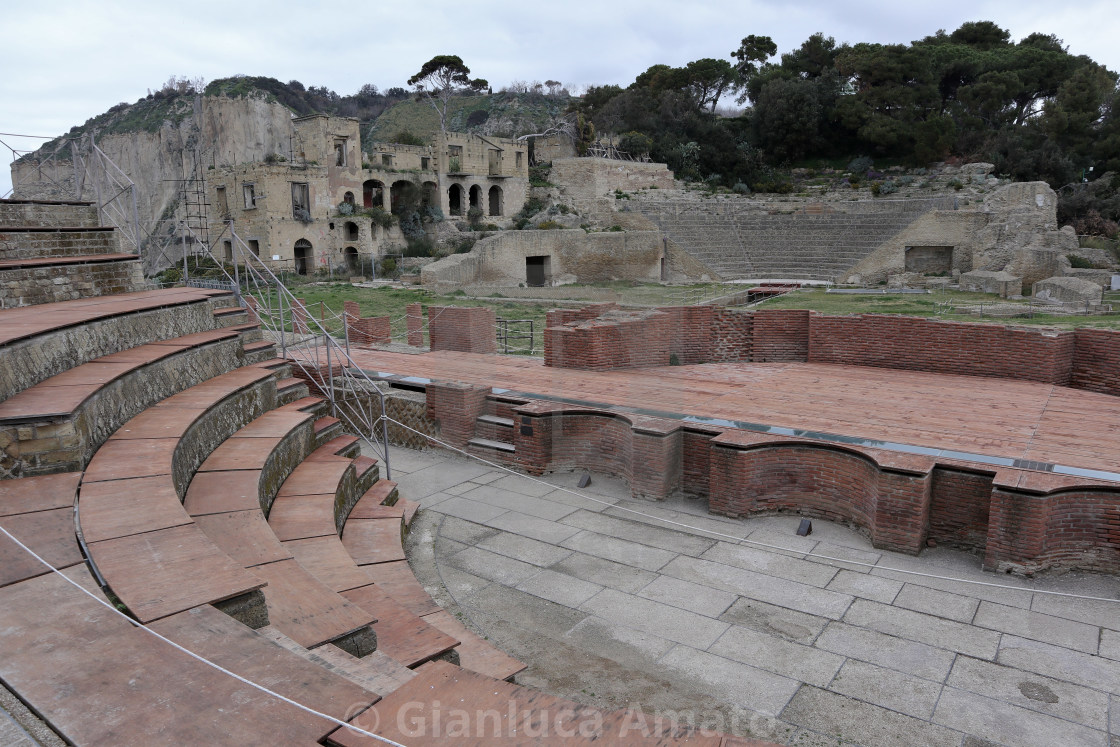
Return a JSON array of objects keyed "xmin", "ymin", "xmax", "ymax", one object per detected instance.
[
  {"xmin": 78, "ymin": 365, "xmax": 302, "ymax": 625},
  {"xmin": 270, "ymin": 438, "xmax": 461, "ymax": 667},
  {"xmin": 0, "ymin": 287, "xmax": 237, "ymax": 401}
]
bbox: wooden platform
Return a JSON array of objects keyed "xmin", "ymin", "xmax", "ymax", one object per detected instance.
[{"xmin": 347, "ymin": 349, "xmax": 1120, "ymax": 475}]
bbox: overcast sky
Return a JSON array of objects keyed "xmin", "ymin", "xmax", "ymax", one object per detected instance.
[{"xmin": 3, "ymin": 0, "xmax": 1119, "ymax": 197}]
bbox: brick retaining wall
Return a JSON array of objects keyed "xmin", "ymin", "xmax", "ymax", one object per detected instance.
[
  {"xmin": 427, "ymin": 306, "xmax": 497, "ymax": 354},
  {"xmin": 544, "ymin": 304, "xmax": 1120, "ymax": 396}
]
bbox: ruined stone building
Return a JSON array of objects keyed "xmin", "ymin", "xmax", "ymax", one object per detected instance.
[{"xmin": 206, "ymin": 115, "xmax": 527, "ymax": 275}]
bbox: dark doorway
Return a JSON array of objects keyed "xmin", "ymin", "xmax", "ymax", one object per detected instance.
[
  {"xmin": 344, "ymin": 246, "xmax": 359, "ymax": 273},
  {"xmin": 448, "ymin": 184, "xmax": 463, "ymax": 216},
  {"xmin": 294, "ymin": 239, "xmax": 313, "ymax": 275},
  {"xmin": 904, "ymin": 246, "xmax": 954, "ymax": 274},
  {"xmin": 363, "ymin": 180, "xmax": 384, "ymax": 209},
  {"xmin": 469, "ymin": 185, "xmax": 482, "ymax": 211},
  {"xmin": 526, "ymin": 255, "xmax": 550, "ymax": 287},
  {"xmin": 488, "ymin": 185, "xmax": 503, "ymax": 216}
]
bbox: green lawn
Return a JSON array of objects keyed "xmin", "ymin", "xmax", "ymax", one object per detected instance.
[{"xmin": 756, "ymin": 288, "xmax": 1120, "ymax": 330}]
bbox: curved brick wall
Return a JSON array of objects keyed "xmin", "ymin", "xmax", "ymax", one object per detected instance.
[{"xmin": 710, "ymin": 443, "xmax": 878, "ymax": 531}]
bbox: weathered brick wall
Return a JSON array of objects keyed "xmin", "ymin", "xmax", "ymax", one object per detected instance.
[
  {"xmin": 545, "ymin": 311, "xmax": 670, "ymax": 370},
  {"xmin": 661, "ymin": 306, "xmax": 714, "ymax": 364},
  {"xmin": 427, "ymin": 306, "xmax": 497, "ymax": 354},
  {"xmin": 752, "ymin": 310, "xmax": 810, "ymax": 362},
  {"xmin": 0, "ymin": 199, "xmax": 99, "ymax": 228},
  {"xmin": 808, "ymin": 315, "xmax": 1076, "ymax": 384},
  {"xmin": 1071, "ymin": 328, "xmax": 1120, "ymax": 396},
  {"xmin": 349, "ymin": 316, "xmax": 391, "ymax": 346},
  {"xmin": 710, "ymin": 308, "xmax": 753, "ymax": 362},
  {"xmin": 986, "ymin": 487, "xmax": 1120, "ymax": 574},
  {"xmin": 710, "ymin": 442, "xmax": 879, "ymax": 536},
  {"xmin": 291, "ymin": 298, "xmax": 309, "ymax": 334},
  {"xmin": 0, "ymin": 260, "xmax": 146, "ymax": 306},
  {"xmin": 425, "ymin": 381, "xmax": 489, "ymax": 447},
  {"xmin": 928, "ymin": 468, "xmax": 993, "ymax": 551},
  {"xmin": 0, "ymin": 227, "xmax": 117, "ymax": 259},
  {"xmin": 405, "ymin": 303, "xmax": 424, "ymax": 347}
]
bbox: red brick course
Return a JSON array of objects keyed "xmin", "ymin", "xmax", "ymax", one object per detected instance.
[
  {"xmin": 406, "ymin": 303, "xmax": 424, "ymax": 347},
  {"xmin": 1071, "ymin": 328, "xmax": 1120, "ymax": 396}
]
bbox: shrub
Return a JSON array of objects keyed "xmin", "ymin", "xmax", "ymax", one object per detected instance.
[
  {"xmin": 368, "ymin": 206, "xmax": 394, "ymax": 229},
  {"xmin": 870, "ymin": 182, "xmax": 882, "ymax": 196},
  {"xmin": 608, "ymin": 225, "xmax": 623, "ymax": 232},
  {"xmin": 403, "ymin": 235, "xmax": 434, "ymax": 257},
  {"xmin": 337, "ymin": 201, "xmax": 355, "ymax": 216},
  {"xmin": 537, "ymin": 220, "xmax": 561, "ymax": 230},
  {"xmin": 847, "ymin": 156, "xmax": 873, "ymax": 174},
  {"xmin": 467, "ymin": 206, "xmax": 484, "ymax": 229},
  {"xmin": 454, "ymin": 237, "xmax": 476, "ymax": 253},
  {"xmin": 379, "ymin": 257, "xmax": 397, "ymax": 276},
  {"xmin": 879, "ymin": 180, "xmax": 898, "ymax": 195},
  {"xmin": 733, "ymin": 182, "xmax": 750, "ymax": 194},
  {"xmin": 448, "ymin": 157, "xmax": 461, "ymax": 173},
  {"xmin": 1067, "ymin": 254, "xmax": 1101, "ymax": 269},
  {"xmin": 948, "ymin": 178, "xmax": 964, "ymax": 191},
  {"xmin": 392, "ymin": 131, "xmax": 426, "ymax": 146}
]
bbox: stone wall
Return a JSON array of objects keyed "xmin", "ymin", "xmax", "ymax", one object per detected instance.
[
  {"xmin": 1, "ymin": 227, "xmax": 118, "ymax": 259},
  {"xmin": 549, "ymin": 158, "xmax": 675, "ymax": 204},
  {"xmin": 0, "ymin": 260, "xmax": 147, "ymax": 306},
  {"xmin": 0, "ymin": 199, "xmax": 98, "ymax": 228},
  {"xmin": 421, "ymin": 229, "xmax": 663, "ymax": 287},
  {"xmin": 846, "ymin": 210, "xmax": 988, "ymax": 284}
]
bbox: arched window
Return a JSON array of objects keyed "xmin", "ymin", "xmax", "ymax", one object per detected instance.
[{"xmin": 448, "ymin": 184, "xmax": 464, "ymax": 216}]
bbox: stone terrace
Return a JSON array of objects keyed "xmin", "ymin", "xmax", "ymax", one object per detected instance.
[{"xmin": 631, "ymin": 197, "xmax": 953, "ymax": 281}]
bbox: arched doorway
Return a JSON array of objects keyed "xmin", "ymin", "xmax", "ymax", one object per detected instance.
[
  {"xmin": 422, "ymin": 181, "xmax": 438, "ymax": 209},
  {"xmin": 363, "ymin": 180, "xmax": 384, "ymax": 209},
  {"xmin": 488, "ymin": 185, "xmax": 503, "ymax": 217},
  {"xmin": 344, "ymin": 221, "xmax": 359, "ymax": 241},
  {"xmin": 343, "ymin": 191, "xmax": 355, "ymax": 206},
  {"xmin": 294, "ymin": 239, "xmax": 313, "ymax": 276},
  {"xmin": 344, "ymin": 246, "xmax": 359, "ymax": 274},
  {"xmin": 390, "ymin": 180, "xmax": 417, "ymax": 213},
  {"xmin": 448, "ymin": 183, "xmax": 464, "ymax": 216},
  {"xmin": 468, "ymin": 185, "xmax": 482, "ymax": 211}
]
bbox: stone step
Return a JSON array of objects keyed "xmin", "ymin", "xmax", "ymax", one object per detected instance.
[{"xmin": 467, "ymin": 437, "xmax": 516, "ymax": 453}]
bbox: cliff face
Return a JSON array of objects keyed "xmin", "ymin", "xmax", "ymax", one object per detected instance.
[{"xmin": 11, "ymin": 95, "xmax": 296, "ymax": 270}]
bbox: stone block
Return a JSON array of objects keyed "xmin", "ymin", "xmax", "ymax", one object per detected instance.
[
  {"xmin": 960, "ymin": 269, "xmax": 1021, "ymax": 298},
  {"xmin": 1033, "ymin": 275, "xmax": 1103, "ymax": 304}
]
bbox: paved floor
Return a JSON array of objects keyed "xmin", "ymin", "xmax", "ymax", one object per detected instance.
[
  {"xmin": 378, "ymin": 443, "xmax": 1120, "ymax": 747},
  {"xmin": 348, "ymin": 349, "xmax": 1120, "ymax": 475}
]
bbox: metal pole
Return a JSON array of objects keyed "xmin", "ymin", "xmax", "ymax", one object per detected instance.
[
  {"xmin": 344, "ymin": 313, "xmax": 351, "ymax": 358},
  {"xmin": 182, "ymin": 221, "xmax": 188, "ymax": 283},
  {"xmin": 130, "ymin": 185, "xmax": 141, "ymax": 263},
  {"xmin": 228, "ymin": 221, "xmax": 241, "ymax": 306},
  {"xmin": 326, "ymin": 335, "xmax": 334, "ymax": 416},
  {"xmin": 279, "ymin": 288, "xmax": 287, "ymax": 358},
  {"xmin": 380, "ymin": 391, "xmax": 392, "ymax": 481}
]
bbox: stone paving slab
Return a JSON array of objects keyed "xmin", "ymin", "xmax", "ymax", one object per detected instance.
[
  {"xmin": 824, "ymin": 569, "xmax": 902, "ymax": 604},
  {"xmin": 475, "ymin": 530, "xmax": 573, "ymax": 567},
  {"xmin": 997, "ymin": 635, "xmax": 1120, "ymax": 693},
  {"xmin": 892, "ymin": 583, "xmax": 980, "ymax": 623},
  {"xmin": 843, "ymin": 599, "xmax": 1001, "ymax": 660},
  {"xmin": 516, "ymin": 568, "xmax": 603, "ymax": 608},
  {"xmin": 423, "ymin": 495, "xmax": 507, "ymax": 524},
  {"xmin": 484, "ymin": 509, "xmax": 583, "ymax": 545},
  {"xmin": 1031, "ymin": 593, "xmax": 1120, "ymax": 630},
  {"xmin": 562, "ymin": 616, "xmax": 677, "ymax": 670},
  {"xmin": 560, "ymin": 530, "xmax": 679, "ymax": 572},
  {"xmin": 718, "ymin": 598, "xmax": 829, "ymax": 646},
  {"xmin": 814, "ymin": 622, "xmax": 956, "ymax": 681},
  {"xmin": 662, "ymin": 555, "xmax": 854, "ymax": 620},
  {"xmin": 459, "ymin": 484, "xmax": 578, "ymax": 521},
  {"xmin": 709, "ymin": 626, "xmax": 844, "ymax": 688},
  {"xmin": 973, "ymin": 600, "xmax": 1101, "ymax": 653},
  {"xmin": 637, "ymin": 575, "xmax": 737, "ymax": 618},
  {"xmin": 781, "ymin": 686, "xmax": 962, "ymax": 747},
  {"xmin": 701, "ymin": 542, "xmax": 840, "ymax": 588},
  {"xmin": 659, "ymin": 645, "xmax": 801, "ymax": 717},
  {"xmin": 932, "ymin": 686, "xmax": 1106, "ymax": 747},
  {"xmin": 1101, "ymin": 629, "xmax": 1120, "ymax": 661},
  {"xmin": 562, "ymin": 510, "xmax": 718, "ymax": 557},
  {"xmin": 445, "ymin": 546, "xmax": 540, "ymax": 587},
  {"xmin": 550, "ymin": 551, "xmax": 660, "ymax": 594},
  {"xmin": 946, "ymin": 655, "xmax": 1110, "ymax": 730},
  {"xmin": 580, "ymin": 588, "xmax": 730, "ymax": 649},
  {"xmin": 827, "ymin": 658, "xmax": 941, "ymax": 719}
]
